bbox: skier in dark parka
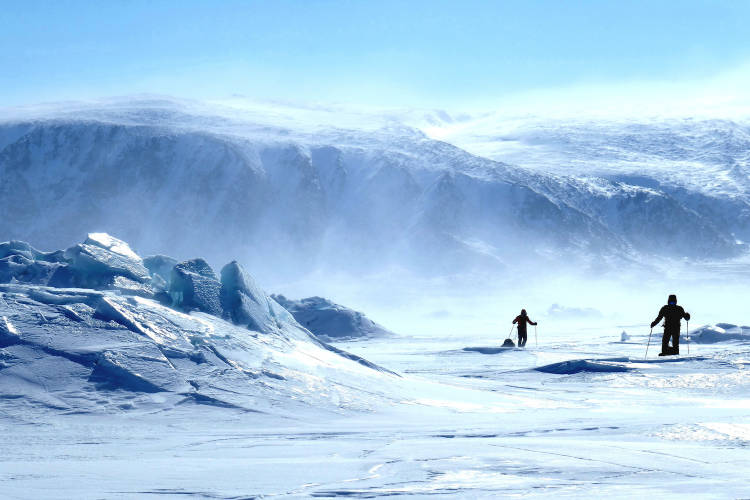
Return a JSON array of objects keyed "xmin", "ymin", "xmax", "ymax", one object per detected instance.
[
  {"xmin": 650, "ymin": 294, "xmax": 690, "ymax": 356},
  {"xmin": 512, "ymin": 309, "xmax": 537, "ymax": 347}
]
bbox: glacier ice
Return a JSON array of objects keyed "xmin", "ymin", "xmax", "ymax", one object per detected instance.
[
  {"xmin": 169, "ymin": 258, "xmax": 222, "ymax": 316},
  {"xmin": 0, "ymin": 240, "xmax": 70, "ymax": 286},
  {"xmin": 143, "ymin": 254, "xmax": 178, "ymax": 288},
  {"xmin": 0, "ymin": 240, "xmax": 37, "ymax": 260},
  {"xmin": 220, "ymin": 260, "xmax": 292, "ymax": 334},
  {"xmin": 65, "ymin": 243, "xmax": 149, "ymax": 288},
  {"xmin": 84, "ymin": 232, "xmax": 142, "ymax": 261},
  {"xmin": 0, "ymin": 234, "xmax": 400, "ymax": 414},
  {"xmin": 0, "ymin": 253, "xmax": 59, "ymax": 285}
]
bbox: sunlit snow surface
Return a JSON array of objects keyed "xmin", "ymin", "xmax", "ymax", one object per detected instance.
[{"xmin": 2, "ymin": 324, "xmax": 749, "ymax": 498}]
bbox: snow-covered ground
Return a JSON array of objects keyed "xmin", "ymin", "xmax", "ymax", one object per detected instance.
[
  {"xmin": 2, "ymin": 316, "xmax": 749, "ymax": 498},
  {"xmin": 3, "ymin": 236, "xmax": 748, "ymax": 498}
]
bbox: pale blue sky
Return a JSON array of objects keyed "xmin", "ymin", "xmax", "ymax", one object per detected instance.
[{"xmin": 2, "ymin": 0, "xmax": 749, "ymax": 108}]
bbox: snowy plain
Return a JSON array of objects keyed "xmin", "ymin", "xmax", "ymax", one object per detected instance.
[{"xmin": 3, "ymin": 326, "xmax": 750, "ymax": 498}]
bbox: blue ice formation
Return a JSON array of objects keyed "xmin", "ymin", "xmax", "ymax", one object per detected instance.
[
  {"xmin": 1, "ymin": 235, "xmax": 151, "ymax": 294},
  {"xmin": 0, "ymin": 233, "xmax": 374, "ymax": 344},
  {"xmin": 169, "ymin": 258, "xmax": 222, "ymax": 316},
  {"xmin": 220, "ymin": 261, "xmax": 293, "ymax": 334},
  {"xmin": 1, "ymin": 233, "xmax": 400, "ymax": 410}
]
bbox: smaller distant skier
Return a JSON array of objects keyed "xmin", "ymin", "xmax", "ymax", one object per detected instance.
[
  {"xmin": 650, "ymin": 294, "xmax": 690, "ymax": 356},
  {"xmin": 512, "ymin": 309, "xmax": 537, "ymax": 347}
]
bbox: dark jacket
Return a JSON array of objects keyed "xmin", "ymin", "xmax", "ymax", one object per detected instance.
[
  {"xmin": 513, "ymin": 314, "xmax": 537, "ymax": 333},
  {"xmin": 651, "ymin": 304, "xmax": 690, "ymax": 330}
]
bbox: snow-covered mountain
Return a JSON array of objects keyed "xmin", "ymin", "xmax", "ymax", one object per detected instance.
[
  {"xmin": 432, "ymin": 114, "xmax": 750, "ymax": 246},
  {"xmin": 0, "ymin": 98, "xmax": 746, "ymax": 284}
]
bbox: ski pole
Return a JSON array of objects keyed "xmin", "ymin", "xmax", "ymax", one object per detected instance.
[
  {"xmin": 535, "ymin": 325, "xmax": 538, "ymax": 347},
  {"xmin": 507, "ymin": 324, "xmax": 514, "ymax": 339},
  {"xmin": 645, "ymin": 327, "xmax": 653, "ymax": 359},
  {"xmin": 686, "ymin": 321, "xmax": 689, "ymax": 355}
]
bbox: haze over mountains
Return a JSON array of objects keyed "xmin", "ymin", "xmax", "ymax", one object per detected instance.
[{"xmin": 2, "ymin": 97, "xmax": 749, "ymax": 290}]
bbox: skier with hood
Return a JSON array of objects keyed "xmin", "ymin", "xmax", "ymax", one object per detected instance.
[
  {"xmin": 512, "ymin": 309, "xmax": 537, "ymax": 347},
  {"xmin": 650, "ymin": 294, "xmax": 691, "ymax": 356}
]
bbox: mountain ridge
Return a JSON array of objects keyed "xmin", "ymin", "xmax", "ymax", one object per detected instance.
[{"xmin": 1, "ymin": 98, "xmax": 745, "ymax": 283}]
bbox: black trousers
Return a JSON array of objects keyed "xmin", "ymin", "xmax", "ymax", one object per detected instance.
[
  {"xmin": 662, "ymin": 328, "xmax": 679, "ymax": 355},
  {"xmin": 518, "ymin": 330, "xmax": 527, "ymax": 347}
]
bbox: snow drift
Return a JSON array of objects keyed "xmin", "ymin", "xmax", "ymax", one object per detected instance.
[
  {"xmin": 689, "ymin": 324, "xmax": 750, "ymax": 344},
  {"xmin": 272, "ymin": 295, "xmax": 392, "ymax": 341}
]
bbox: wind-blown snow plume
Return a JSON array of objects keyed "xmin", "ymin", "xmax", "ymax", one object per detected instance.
[{"xmin": 1, "ymin": 98, "xmax": 746, "ymax": 288}]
